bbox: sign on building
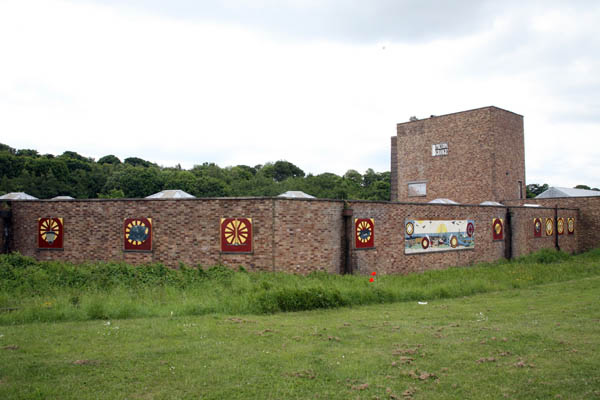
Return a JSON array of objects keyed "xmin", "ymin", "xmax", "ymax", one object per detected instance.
[{"xmin": 432, "ymin": 143, "xmax": 448, "ymax": 156}]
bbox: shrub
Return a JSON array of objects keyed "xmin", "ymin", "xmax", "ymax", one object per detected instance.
[
  {"xmin": 518, "ymin": 248, "xmax": 571, "ymax": 264},
  {"xmin": 257, "ymin": 287, "xmax": 348, "ymax": 313},
  {"xmin": 206, "ymin": 265, "xmax": 234, "ymax": 281},
  {"xmin": 86, "ymin": 300, "xmax": 108, "ymax": 320}
]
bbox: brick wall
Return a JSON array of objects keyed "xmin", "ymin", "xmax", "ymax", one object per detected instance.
[
  {"xmin": 490, "ymin": 109, "xmax": 526, "ymax": 201},
  {"xmin": 392, "ymin": 106, "xmax": 525, "ymax": 204},
  {"xmin": 506, "ymin": 197, "xmax": 600, "ymax": 253},
  {"xmin": 0, "ymin": 210, "xmax": 6, "ymax": 254},
  {"xmin": 348, "ymin": 201, "xmax": 507, "ymax": 274},
  {"xmin": 7, "ymin": 198, "xmax": 585, "ymax": 274},
  {"xmin": 9, "ymin": 198, "xmax": 344, "ymax": 273},
  {"xmin": 347, "ymin": 201, "xmax": 578, "ymax": 274},
  {"xmin": 390, "ymin": 136, "xmax": 398, "ymax": 201},
  {"xmin": 273, "ymin": 199, "xmax": 344, "ymax": 274},
  {"xmin": 508, "ymin": 206, "xmax": 578, "ymax": 258}
]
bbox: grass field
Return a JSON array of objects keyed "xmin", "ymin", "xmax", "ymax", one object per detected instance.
[{"xmin": 1, "ymin": 268, "xmax": 599, "ymax": 398}]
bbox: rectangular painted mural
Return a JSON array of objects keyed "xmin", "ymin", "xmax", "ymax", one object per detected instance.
[
  {"xmin": 38, "ymin": 217, "xmax": 64, "ymax": 249},
  {"xmin": 355, "ymin": 218, "xmax": 375, "ymax": 249},
  {"xmin": 124, "ymin": 218, "xmax": 152, "ymax": 251},
  {"xmin": 220, "ymin": 218, "xmax": 252, "ymax": 253},
  {"xmin": 405, "ymin": 219, "xmax": 475, "ymax": 254}
]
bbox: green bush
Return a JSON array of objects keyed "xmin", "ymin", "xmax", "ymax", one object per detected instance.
[
  {"xmin": 256, "ymin": 287, "xmax": 348, "ymax": 313},
  {"xmin": 86, "ymin": 300, "xmax": 108, "ymax": 320}
]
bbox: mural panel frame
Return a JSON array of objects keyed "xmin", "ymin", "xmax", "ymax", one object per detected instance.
[
  {"xmin": 38, "ymin": 217, "xmax": 64, "ymax": 250},
  {"xmin": 355, "ymin": 218, "xmax": 375, "ymax": 249},
  {"xmin": 123, "ymin": 218, "xmax": 153, "ymax": 252},
  {"xmin": 220, "ymin": 218, "xmax": 253, "ymax": 254},
  {"xmin": 405, "ymin": 219, "xmax": 475, "ymax": 254},
  {"xmin": 492, "ymin": 218, "xmax": 504, "ymax": 241}
]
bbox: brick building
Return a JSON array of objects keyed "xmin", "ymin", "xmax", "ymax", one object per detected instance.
[
  {"xmin": 390, "ymin": 106, "xmax": 526, "ymax": 204},
  {"xmin": 1, "ymin": 106, "xmax": 597, "ymax": 275}
]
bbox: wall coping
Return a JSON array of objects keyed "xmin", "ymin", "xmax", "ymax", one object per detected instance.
[
  {"xmin": 396, "ymin": 105, "xmax": 523, "ymax": 128},
  {"xmin": 3, "ymin": 197, "xmax": 579, "ymax": 211}
]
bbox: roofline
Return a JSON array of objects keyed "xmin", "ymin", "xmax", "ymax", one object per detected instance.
[
  {"xmin": 397, "ymin": 105, "xmax": 523, "ymax": 127},
  {"xmin": 2, "ymin": 196, "xmax": 579, "ymax": 210}
]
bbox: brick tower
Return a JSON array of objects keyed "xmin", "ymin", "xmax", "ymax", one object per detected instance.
[{"xmin": 390, "ymin": 106, "xmax": 525, "ymax": 204}]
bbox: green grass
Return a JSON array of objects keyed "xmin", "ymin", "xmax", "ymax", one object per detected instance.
[
  {"xmin": 1, "ymin": 248, "xmax": 600, "ymax": 325},
  {"xmin": 1, "ymin": 275, "xmax": 599, "ymax": 399}
]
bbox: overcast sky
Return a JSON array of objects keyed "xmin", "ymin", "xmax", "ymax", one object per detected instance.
[{"xmin": 1, "ymin": 0, "xmax": 599, "ymax": 187}]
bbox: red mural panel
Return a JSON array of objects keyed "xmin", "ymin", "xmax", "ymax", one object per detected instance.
[
  {"xmin": 567, "ymin": 217, "xmax": 575, "ymax": 235},
  {"xmin": 355, "ymin": 218, "xmax": 375, "ymax": 249},
  {"xmin": 38, "ymin": 217, "xmax": 64, "ymax": 249},
  {"xmin": 220, "ymin": 218, "xmax": 252, "ymax": 253},
  {"xmin": 124, "ymin": 218, "xmax": 152, "ymax": 251},
  {"xmin": 533, "ymin": 218, "xmax": 542, "ymax": 238},
  {"xmin": 557, "ymin": 217, "xmax": 564, "ymax": 235},
  {"xmin": 492, "ymin": 218, "xmax": 503, "ymax": 241}
]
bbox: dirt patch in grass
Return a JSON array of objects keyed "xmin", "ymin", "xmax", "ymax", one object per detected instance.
[{"xmin": 72, "ymin": 359, "xmax": 99, "ymax": 366}]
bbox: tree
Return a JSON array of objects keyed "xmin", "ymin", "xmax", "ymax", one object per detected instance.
[
  {"xmin": 61, "ymin": 151, "xmax": 91, "ymax": 162},
  {"xmin": 16, "ymin": 149, "xmax": 39, "ymax": 157},
  {"xmin": 272, "ymin": 161, "xmax": 305, "ymax": 182},
  {"xmin": 194, "ymin": 176, "xmax": 229, "ymax": 197},
  {"xmin": 162, "ymin": 170, "xmax": 197, "ymax": 194},
  {"xmin": 124, "ymin": 157, "xmax": 154, "ymax": 168},
  {"xmin": 98, "ymin": 155, "xmax": 121, "ymax": 165},
  {"xmin": 107, "ymin": 166, "xmax": 163, "ymax": 198},
  {"xmin": 98, "ymin": 189, "xmax": 125, "ymax": 198},
  {"xmin": 0, "ymin": 143, "xmax": 16, "ymax": 154},
  {"xmin": 526, "ymin": 183, "xmax": 548, "ymax": 198}
]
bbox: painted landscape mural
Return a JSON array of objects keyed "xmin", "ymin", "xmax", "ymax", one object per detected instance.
[{"xmin": 405, "ymin": 219, "xmax": 475, "ymax": 254}]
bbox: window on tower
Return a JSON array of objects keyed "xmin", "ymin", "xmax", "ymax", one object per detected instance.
[{"xmin": 408, "ymin": 182, "xmax": 427, "ymax": 197}]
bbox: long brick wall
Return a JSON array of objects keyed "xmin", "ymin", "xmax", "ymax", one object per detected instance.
[
  {"xmin": 3, "ymin": 197, "xmax": 585, "ymax": 275},
  {"xmin": 7, "ymin": 198, "xmax": 344, "ymax": 274},
  {"xmin": 505, "ymin": 196, "xmax": 600, "ymax": 253},
  {"xmin": 508, "ymin": 206, "xmax": 578, "ymax": 258}
]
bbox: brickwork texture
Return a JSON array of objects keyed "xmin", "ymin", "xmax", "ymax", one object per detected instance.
[
  {"xmin": 6, "ymin": 198, "xmax": 580, "ymax": 274},
  {"xmin": 392, "ymin": 106, "xmax": 526, "ymax": 204}
]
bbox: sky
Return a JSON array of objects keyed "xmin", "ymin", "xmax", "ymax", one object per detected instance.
[{"xmin": 1, "ymin": 0, "xmax": 599, "ymax": 188}]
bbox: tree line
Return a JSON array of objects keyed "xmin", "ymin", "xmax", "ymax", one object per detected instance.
[{"xmin": 0, "ymin": 143, "xmax": 390, "ymax": 201}]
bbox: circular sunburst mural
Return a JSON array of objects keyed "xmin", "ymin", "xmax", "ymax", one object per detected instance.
[
  {"xmin": 557, "ymin": 218, "xmax": 564, "ymax": 235},
  {"xmin": 567, "ymin": 218, "xmax": 575, "ymax": 234},
  {"xmin": 494, "ymin": 221, "xmax": 502, "ymax": 235},
  {"xmin": 125, "ymin": 219, "xmax": 149, "ymax": 246},
  {"xmin": 545, "ymin": 219, "xmax": 554, "ymax": 236},
  {"xmin": 450, "ymin": 236, "xmax": 458, "ymax": 248},
  {"xmin": 356, "ymin": 221, "xmax": 372, "ymax": 243},
  {"xmin": 224, "ymin": 219, "xmax": 250, "ymax": 245},
  {"xmin": 467, "ymin": 222, "xmax": 475, "ymax": 237},
  {"xmin": 40, "ymin": 218, "xmax": 60, "ymax": 244},
  {"xmin": 405, "ymin": 222, "xmax": 414, "ymax": 236},
  {"xmin": 355, "ymin": 218, "xmax": 375, "ymax": 249}
]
